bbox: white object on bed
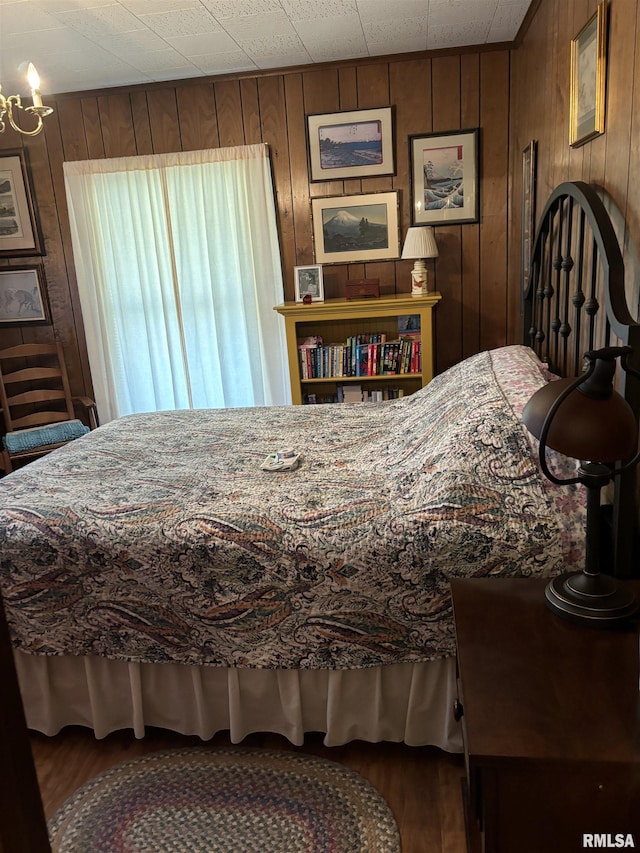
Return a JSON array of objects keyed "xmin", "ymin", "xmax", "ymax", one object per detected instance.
[{"xmin": 260, "ymin": 451, "xmax": 301, "ymax": 471}]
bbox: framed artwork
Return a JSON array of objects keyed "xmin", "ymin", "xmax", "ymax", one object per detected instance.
[
  {"xmin": 409, "ymin": 128, "xmax": 479, "ymax": 226},
  {"xmin": 307, "ymin": 107, "xmax": 394, "ymax": 182},
  {"xmin": 0, "ymin": 264, "xmax": 50, "ymax": 325},
  {"xmin": 311, "ymin": 191, "xmax": 400, "ymax": 264},
  {"xmin": 294, "ymin": 264, "xmax": 324, "ymax": 302},
  {"xmin": 570, "ymin": 1, "xmax": 608, "ymax": 148},
  {"xmin": 0, "ymin": 149, "xmax": 42, "ymax": 257},
  {"xmin": 521, "ymin": 139, "xmax": 537, "ymax": 294}
]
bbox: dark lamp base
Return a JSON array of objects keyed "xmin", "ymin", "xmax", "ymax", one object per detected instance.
[{"xmin": 545, "ymin": 571, "xmax": 638, "ymax": 627}]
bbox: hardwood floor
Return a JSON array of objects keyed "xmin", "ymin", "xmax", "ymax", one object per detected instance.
[{"xmin": 30, "ymin": 727, "xmax": 467, "ymax": 853}]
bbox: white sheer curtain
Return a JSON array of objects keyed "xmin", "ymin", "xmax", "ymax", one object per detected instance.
[{"xmin": 64, "ymin": 144, "xmax": 290, "ymax": 423}]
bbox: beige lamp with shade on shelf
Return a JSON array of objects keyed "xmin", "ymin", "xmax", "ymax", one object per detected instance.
[{"xmin": 401, "ymin": 226, "xmax": 439, "ymax": 295}]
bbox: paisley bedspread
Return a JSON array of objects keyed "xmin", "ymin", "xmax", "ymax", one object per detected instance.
[{"xmin": 0, "ymin": 346, "xmax": 584, "ymax": 670}]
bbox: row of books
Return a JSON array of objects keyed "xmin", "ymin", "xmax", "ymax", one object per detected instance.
[
  {"xmin": 304, "ymin": 385, "xmax": 407, "ymax": 404},
  {"xmin": 298, "ymin": 337, "xmax": 421, "ymax": 379}
]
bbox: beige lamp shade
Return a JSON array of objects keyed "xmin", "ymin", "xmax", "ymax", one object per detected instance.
[
  {"xmin": 401, "ymin": 227, "xmax": 438, "ymax": 295},
  {"xmin": 401, "ymin": 226, "xmax": 439, "ymax": 260}
]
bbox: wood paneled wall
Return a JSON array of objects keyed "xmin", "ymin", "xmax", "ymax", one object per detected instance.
[
  {"xmin": 0, "ymin": 48, "xmax": 512, "ymax": 403},
  {"xmin": 509, "ymin": 0, "xmax": 640, "ymax": 335}
]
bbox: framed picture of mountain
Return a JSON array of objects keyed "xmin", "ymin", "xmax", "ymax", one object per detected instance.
[
  {"xmin": 409, "ymin": 128, "xmax": 479, "ymax": 226},
  {"xmin": 311, "ymin": 191, "xmax": 400, "ymax": 264},
  {"xmin": 307, "ymin": 107, "xmax": 394, "ymax": 182}
]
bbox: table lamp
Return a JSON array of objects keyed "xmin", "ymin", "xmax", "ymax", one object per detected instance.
[
  {"xmin": 521, "ymin": 346, "xmax": 640, "ymax": 626},
  {"xmin": 401, "ymin": 226, "xmax": 438, "ymax": 295}
]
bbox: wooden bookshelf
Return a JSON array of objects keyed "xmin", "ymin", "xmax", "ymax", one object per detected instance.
[{"xmin": 274, "ymin": 292, "xmax": 442, "ymax": 404}]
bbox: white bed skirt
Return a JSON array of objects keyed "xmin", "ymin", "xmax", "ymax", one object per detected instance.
[{"xmin": 14, "ymin": 651, "xmax": 463, "ymax": 752}]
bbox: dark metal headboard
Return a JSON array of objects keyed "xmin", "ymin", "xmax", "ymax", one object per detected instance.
[{"xmin": 523, "ymin": 180, "xmax": 640, "ymax": 579}]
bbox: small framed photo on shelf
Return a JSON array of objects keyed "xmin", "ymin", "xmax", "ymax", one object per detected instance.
[
  {"xmin": 294, "ymin": 264, "xmax": 324, "ymax": 302},
  {"xmin": 0, "ymin": 264, "xmax": 50, "ymax": 325},
  {"xmin": 0, "ymin": 149, "xmax": 43, "ymax": 257},
  {"xmin": 569, "ymin": 1, "xmax": 608, "ymax": 148},
  {"xmin": 306, "ymin": 106, "xmax": 394, "ymax": 182},
  {"xmin": 409, "ymin": 128, "xmax": 479, "ymax": 226}
]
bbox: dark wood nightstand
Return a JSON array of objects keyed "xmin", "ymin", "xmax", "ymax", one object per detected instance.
[{"xmin": 451, "ymin": 578, "xmax": 640, "ymax": 853}]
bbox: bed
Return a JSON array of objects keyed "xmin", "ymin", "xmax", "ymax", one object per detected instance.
[{"xmin": 1, "ymin": 181, "xmax": 639, "ymax": 752}]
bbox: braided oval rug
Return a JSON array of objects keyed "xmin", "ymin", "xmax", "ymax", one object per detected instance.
[{"xmin": 48, "ymin": 747, "xmax": 401, "ymax": 853}]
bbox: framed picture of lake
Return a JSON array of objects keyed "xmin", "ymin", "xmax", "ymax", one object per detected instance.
[
  {"xmin": 307, "ymin": 107, "xmax": 394, "ymax": 182},
  {"xmin": 0, "ymin": 149, "xmax": 43, "ymax": 257},
  {"xmin": 409, "ymin": 128, "xmax": 479, "ymax": 226},
  {"xmin": 311, "ymin": 191, "xmax": 400, "ymax": 264}
]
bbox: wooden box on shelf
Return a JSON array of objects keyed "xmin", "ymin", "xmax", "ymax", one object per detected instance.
[
  {"xmin": 273, "ymin": 292, "xmax": 441, "ymax": 405},
  {"xmin": 345, "ymin": 278, "xmax": 380, "ymax": 300}
]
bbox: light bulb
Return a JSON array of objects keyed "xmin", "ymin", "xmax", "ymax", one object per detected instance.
[
  {"xmin": 27, "ymin": 63, "xmax": 43, "ymax": 108},
  {"xmin": 27, "ymin": 63, "xmax": 41, "ymax": 89}
]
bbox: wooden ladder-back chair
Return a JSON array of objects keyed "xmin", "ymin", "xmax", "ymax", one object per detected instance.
[{"xmin": 0, "ymin": 342, "xmax": 98, "ymax": 475}]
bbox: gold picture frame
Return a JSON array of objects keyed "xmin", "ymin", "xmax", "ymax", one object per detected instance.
[{"xmin": 570, "ymin": 1, "xmax": 608, "ymax": 148}]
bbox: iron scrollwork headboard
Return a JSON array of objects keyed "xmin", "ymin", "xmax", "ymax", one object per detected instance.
[{"xmin": 523, "ymin": 180, "xmax": 640, "ymax": 579}]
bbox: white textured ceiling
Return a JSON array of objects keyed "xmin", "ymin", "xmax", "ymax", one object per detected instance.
[{"xmin": 0, "ymin": 0, "xmax": 531, "ymax": 97}]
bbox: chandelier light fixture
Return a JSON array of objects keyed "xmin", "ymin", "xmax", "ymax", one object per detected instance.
[{"xmin": 0, "ymin": 63, "xmax": 54, "ymax": 136}]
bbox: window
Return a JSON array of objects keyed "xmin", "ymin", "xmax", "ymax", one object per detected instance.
[{"xmin": 64, "ymin": 144, "xmax": 290, "ymax": 423}]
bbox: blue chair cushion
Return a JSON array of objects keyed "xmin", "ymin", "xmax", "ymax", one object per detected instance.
[{"xmin": 3, "ymin": 420, "xmax": 90, "ymax": 454}]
